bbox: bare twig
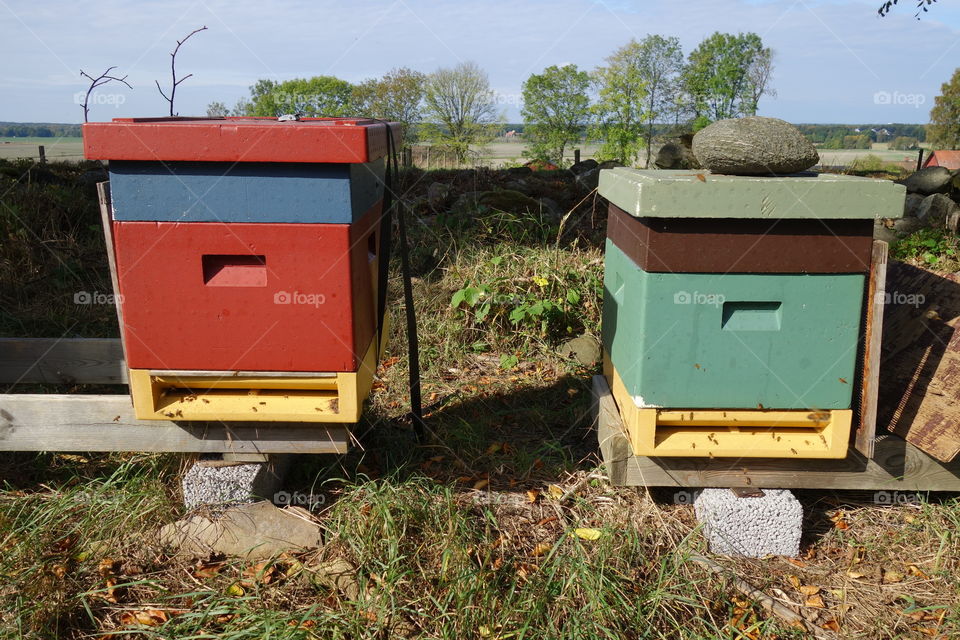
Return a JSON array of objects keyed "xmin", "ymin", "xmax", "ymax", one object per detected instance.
[
  {"xmin": 156, "ymin": 26, "xmax": 208, "ymax": 116},
  {"xmin": 79, "ymin": 67, "xmax": 132, "ymax": 123}
]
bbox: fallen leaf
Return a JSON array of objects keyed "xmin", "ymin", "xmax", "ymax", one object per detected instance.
[
  {"xmin": 485, "ymin": 442, "xmax": 503, "ymax": 455},
  {"xmin": 847, "ymin": 571, "xmax": 865, "ymax": 579},
  {"xmin": 194, "ymin": 561, "xmax": 225, "ymax": 579},
  {"xmin": 119, "ymin": 609, "xmax": 168, "ymax": 627},
  {"xmin": 473, "ymin": 478, "xmax": 490, "ymax": 490},
  {"xmin": 822, "ymin": 620, "xmax": 841, "ymax": 632},
  {"xmin": 535, "ymin": 516, "xmax": 558, "ymax": 526},
  {"xmin": 546, "ymin": 485, "xmax": 564, "ymax": 500},
  {"xmin": 526, "ymin": 489, "xmax": 540, "ymax": 503},
  {"xmin": 805, "ymin": 594, "xmax": 825, "ymax": 608},
  {"xmin": 226, "ymin": 582, "xmax": 245, "ymax": 596},
  {"xmin": 882, "ymin": 570, "xmax": 904, "ymax": 584},
  {"xmin": 531, "ymin": 542, "xmax": 552, "ymax": 557},
  {"xmin": 50, "ymin": 564, "xmax": 67, "ymax": 578},
  {"xmin": 574, "ymin": 528, "xmax": 602, "ymax": 541},
  {"xmin": 799, "ymin": 585, "xmax": 821, "ymax": 596},
  {"xmin": 787, "ymin": 575, "xmax": 802, "ymax": 589},
  {"xmin": 907, "ymin": 564, "xmax": 930, "ymax": 579},
  {"xmin": 785, "ymin": 558, "xmax": 807, "ymax": 567}
]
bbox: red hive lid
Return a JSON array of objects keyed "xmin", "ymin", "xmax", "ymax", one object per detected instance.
[{"xmin": 83, "ymin": 116, "xmax": 400, "ymax": 163}]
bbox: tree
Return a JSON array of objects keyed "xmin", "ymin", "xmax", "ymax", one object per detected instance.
[
  {"xmin": 520, "ymin": 64, "xmax": 591, "ymax": 165},
  {"xmin": 683, "ymin": 32, "xmax": 773, "ymax": 122},
  {"xmin": 631, "ymin": 35, "xmax": 685, "ymax": 166},
  {"xmin": 352, "ymin": 67, "xmax": 425, "ymax": 146},
  {"xmin": 79, "ymin": 66, "xmax": 132, "ymax": 123},
  {"xmin": 206, "ymin": 101, "xmax": 229, "ymax": 117},
  {"xmin": 928, "ymin": 68, "xmax": 960, "ymax": 149},
  {"xmin": 591, "ymin": 41, "xmax": 649, "ymax": 165},
  {"xmin": 241, "ymin": 76, "xmax": 354, "ymax": 117},
  {"xmin": 878, "ymin": 0, "xmax": 938, "ymax": 18},
  {"xmin": 421, "ymin": 62, "xmax": 501, "ymax": 165}
]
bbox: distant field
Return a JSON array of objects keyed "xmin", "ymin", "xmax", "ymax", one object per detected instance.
[
  {"xmin": 0, "ymin": 135, "xmax": 925, "ymax": 169},
  {"xmin": 0, "ymin": 137, "xmax": 84, "ymax": 161}
]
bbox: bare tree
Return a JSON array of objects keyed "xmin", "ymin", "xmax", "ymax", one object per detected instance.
[
  {"xmin": 79, "ymin": 67, "xmax": 132, "ymax": 123},
  {"xmin": 156, "ymin": 26, "xmax": 208, "ymax": 116},
  {"xmin": 744, "ymin": 50, "xmax": 776, "ymax": 116}
]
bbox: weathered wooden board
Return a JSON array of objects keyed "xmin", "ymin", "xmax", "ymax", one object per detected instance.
[
  {"xmin": 0, "ymin": 338, "xmax": 126, "ymax": 385},
  {"xmin": 594, "ymin": 376, "xmax": 960, "ymax": 490},
  {"xmin": 855, "ymin": 241, "xmax": 888, "ymax": 458},
  {"xmin": 878, "ymin": 260, "xmax": 960, "ymax": 462},
  {"xmin": 0, "ymin": 394, "xmax": 348, "ymax": 453}
]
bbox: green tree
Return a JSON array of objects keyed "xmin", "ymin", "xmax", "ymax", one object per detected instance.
[
  {"xmin": 591, "ymin": 41, "xmax": 650, "ymax": 165},
  {"xmin": 520, "ymin": 64, "xmax": 591, "ymax": 165},
  {"xmin": 684, "ymin": 32, "xmax": 773, "ymax": 122},
  {"xmin": 206, "ymin": 101, "xmax": 229, "ymax": 117},
  {"xmin": 928, "ymin": 68, "xmax": 960, "ymax": 149},
  {"xmin": 421, "ymin": 61, "xmax": 501, "ymax": 165},
  {"xmin": 352, "ymin": 67, "xmax": 426, "ymax": 146},
  {"xmin": 631, "ymin": 35, "xmax": 685, "ymax": 167},
  {"xmin": 241, "ymin": 76, "xmax": 354, "ymax": 117}
]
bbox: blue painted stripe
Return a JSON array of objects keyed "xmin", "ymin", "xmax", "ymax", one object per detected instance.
[{"xmin": 108, "ymin": 159, "xmax": 385, "ymax": 223}]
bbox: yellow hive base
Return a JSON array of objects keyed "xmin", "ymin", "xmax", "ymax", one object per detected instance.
[
  {"xmin": 604, "ymin": 358, "xmax": 852, "ymax": 459},
  {"xmin": 128, "ymin": 324, "xmax": 385, "ymax": 423}
]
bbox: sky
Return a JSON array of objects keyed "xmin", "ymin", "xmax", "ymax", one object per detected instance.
[{"xmin": 1, "ymin": 0, "xmax": 959, "ymax": 125}]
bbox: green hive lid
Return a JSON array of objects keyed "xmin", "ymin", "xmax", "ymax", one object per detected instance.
[{"xmin": 598, "ymin": 168, "xmax": 906, "ymax": 220}]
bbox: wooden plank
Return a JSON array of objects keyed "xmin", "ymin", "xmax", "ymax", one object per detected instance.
[
  {"xmin": 878, "ymin": 260, "xmax": 960, "ymax": 462},
  {"xmin": 97, "ymin": 181, "xmax": 125, "ymax": 339},
  {"xmin": 0, "ymin": 394, "xmax": 348, "ymax": 453},
  {"xmin": 855, "ymin": 241, "xmax": 888, "ymax": 458},
  {"xmin": 594, "ymin": 375, "xmax": 629, "ymax": 486},
  {"xmin": 0, "ymin": 338, "xmax": 126, "ymax": 385},
  {"xmin": 593, "ymin": 376, "xmax": 960, "ymax": 491}
]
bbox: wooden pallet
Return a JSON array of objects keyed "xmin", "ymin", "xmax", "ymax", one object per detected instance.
[
  {"xmin": 594, "ymin": 375, "xmax": 960, "ymax": 490},
  {"xmin": 0, "ymin": 336, "xmax": 354, "ymax": 454}
]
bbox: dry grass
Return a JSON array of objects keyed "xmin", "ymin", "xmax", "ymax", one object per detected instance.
[{"xmin": 1, "ymin": 162, "xmax": 959, "ymax": 638}]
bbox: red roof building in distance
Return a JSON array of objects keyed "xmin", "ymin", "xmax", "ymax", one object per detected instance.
[{"xmin": 922, "ymin": 150, "xmax": 960, "ymax": 171}]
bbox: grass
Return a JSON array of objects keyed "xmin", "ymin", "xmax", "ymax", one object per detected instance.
[
  {"xmin": 891, "ymin": 227, "xmax": 960, "ymax": 271},
  {"xmin": 2, "ymin": 160, "xmax": 960, "ymax": 638}
]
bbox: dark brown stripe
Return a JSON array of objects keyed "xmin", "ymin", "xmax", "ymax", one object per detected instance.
[{"xmin": 607, "ymin": 203, "xmax": 875, "ymax": 274}]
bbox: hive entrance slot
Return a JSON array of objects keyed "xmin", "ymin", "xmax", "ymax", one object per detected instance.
[{"xmin": 202, "ymin": 254, "xmax": 267, "ymax": 287}]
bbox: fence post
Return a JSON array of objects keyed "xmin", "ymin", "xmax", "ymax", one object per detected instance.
[
  {"xmin": 574, "ymin": 149, "xmax": 581, "ymax": 165},
  {"xmin": 38, "ymin": 145, "xmax": 46, "ymax": 164},
  {"xmin": 916, "ymin": 148, "xmax": 924, "ymax": 172}
]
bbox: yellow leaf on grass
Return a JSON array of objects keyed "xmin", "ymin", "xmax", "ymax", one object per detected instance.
[
  {"xmin": 882, "ymin": 570, "xmax": 904, "ymax": 584},
  {"xmin": 526, "ymin": 489, "xmax": 540, "ymax": 503},
  {"xmin": 531, "ymin": 542, "xmax": 552, "ymax": 557},
  {"xmin": 546, "ymin": 485, "xmax": 564, "ymax": 500},
  {"xmin": 805, "ymin": 594, "xmax": 825, "ymax": 608},
  {"xmin": 226, "ymin": 582, "xmax": 245, "ymax": 596},
  {"xmin": 822, "ymin": 620, "xmax": 841, "ymax": 632},
  {"xmin": 485, "ymin": 443, "xmax": 502, "ymax": 455},
  {"xmin": 120, "ymin": 609, "xmax": 168, "ymax": 627},
  {"xmin": 787, "ymin": 575, "xmax": 802, "ymax": 589},
  {"xmin": 907, "ymin": 564, "xmax": 930, "ymax": 579},
  {"xmin": 847, "ymin": 571, "xmax": 865, "ymax": 579},
  {"xmin": 574, "ymin": 528, "xmax": 602, "ymax": 541},
  {"xmin": 799, "ymin": 585, "xmax": 821, "ymax": 596}
]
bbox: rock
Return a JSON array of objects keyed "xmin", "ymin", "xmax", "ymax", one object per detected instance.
[
  {"xmin": 692, "ymin": 116, "xmax": 819, "ymax": 176},
  {"xmin": 558, "ymin": 335, "xmax": 601, "ymax": 366},
  {"xmin": 427, "ymin": 182, "xmax": 451, "ymax": 208},
  {"xmin": 903, "ymin": 193, "xmax": 925, "ymax": 218},
  {"xmin": 902, "ymin": 166, "xmax": 953, "ymax": 196},
  {"xmin": 158, "ymin": 500, "xmax": 324, "ymax": 560},
  {"xmin": 916, "ymin": 193, "xmax": 960, "ymax": 226},
  {"xmin": 568, "ymin": 159, "xmax": 598, "ymax": 175},
  {"xmin": 303, "ymin": 558, "xmax": 360, "ymax": 600},
  {"xmin": 478, "ymin": 190, "xmax": 544, "ymax": 214},
  {"xmin": 506, "ymin": 166, "xmax": 533, "ymax": 177},
  {"xmin": 538, "ymin": 197, "xmax": 563, "ymax": 218},
  {"xmin": 654, "ymin": 142, "xmax": 700, "ymax": 170}
]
